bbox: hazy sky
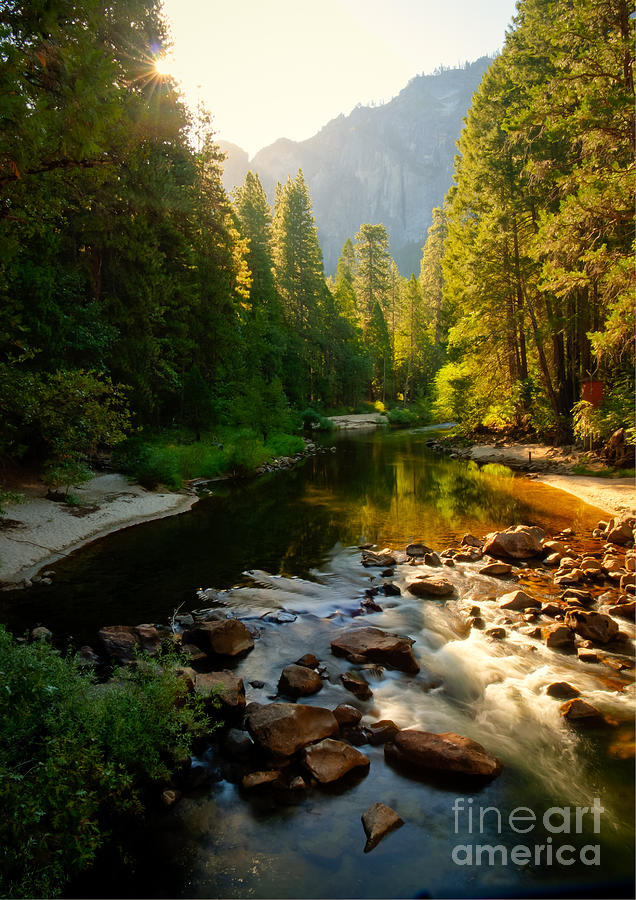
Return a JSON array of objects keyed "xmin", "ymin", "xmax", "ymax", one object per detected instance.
[{"xmin": 160, "ymin": 0, "xmax": 518, "ymax": 158}]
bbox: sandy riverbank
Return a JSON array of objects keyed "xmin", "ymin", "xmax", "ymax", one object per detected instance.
[{"xmin": 0, "ymin": 474, "xmax": 197, "ymax": 587}]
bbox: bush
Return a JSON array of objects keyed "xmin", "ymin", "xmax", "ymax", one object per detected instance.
[
  {"xmin": 301, "ymin": 408, "xmax": 334, "ymax": 431},
  {"xmin": 264, "ymin": 433, "xmax": 305, "ymax": 456},
  {"xmin": 0, "ymin": 627, "xmax": 211, "ymax": 898},
  {"xmin": 386, "ymin": 407, "xmax": 420, "ymax": 428}
]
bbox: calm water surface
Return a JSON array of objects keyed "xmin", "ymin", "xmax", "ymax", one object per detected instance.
[{"xmin": 2, "ymin": 428, "xmax": 633, "ymax": 899}]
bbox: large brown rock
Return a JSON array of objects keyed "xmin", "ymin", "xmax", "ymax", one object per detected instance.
[
  {"xmin": 483, "ymin": 526, "xmax": 543, "ymax": 559},
  {"xmin": 361, "ymin": 549, "xmax": 397, "ymax": 567},
  {"xmin": 98, "ymin": 624, "xmax": 162, "ymax": 663},
  {"xmin": 560, "ymin": 698, "xmax": 606, "ymax": 724},
  {"xmin": 183, "ymin": 619, "xmax": 254, "ymax": 658},
  {"xmin": 246, "ymin": 703, "xmax": 338, "ymax": 757},
  {"xmin": 330, "ymin": 626, "xmax": 420, "ymax": 673},
  {"xmin": 278, "ymin": 664, "xmax": 323, "ymax": 697},
  {"xmin": 302, "ymin": 738, "xmax": 370, "ymax": 783},
  {"xmin": 499, "ymin": 589, "xmax": 540, "ymax": 611},
  {"xmin": 362, "ymin": 802, "xmax": 404, "ymax": 853},
  {"xmin": 564, "ymin": 610, "xmax": 619, "ymax": 644},
  {"xmin": 542, "ymin": 624, "xmax": 575, "ymax": 651},
  {"xmin": 608, "ymin": 601, "xmax": 636, "ymax": 620},
  {"xmin": 385, "ymin": 729, "xmax": 502, "ymax": 779},
  {"xmin": 606, "ymin": 520, "xmax": 634, "ymax": 546},
  {"xmin": 195, "ymin": 671, "xmax": 245, "ymax": 711},
  {"xmin": 341, "ymin": 670, "xmax": 373, "ymax": 700},
  {"xmin": 479, "ymin": 562, "xmax": 513, "ymax": 577},
  {"xmin": 407, "ymin": 576, "xmax": 455, "ymax": 598}
]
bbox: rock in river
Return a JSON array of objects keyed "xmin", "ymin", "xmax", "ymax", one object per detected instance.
[
  {"xmin": 331, "ymin": 625, "xmax": 420, "ymax": 673},
  {"xmin": 182, "ymin": 619, "xmax": 254, "ymax": 658},
  {"xmin": 483, "ymin": 525, "xmax": 544, "ymax": 559},
  {"xmin": 564, "ymin": 610, "xmax": 619, "ymax": 644},
  {"xmin": 362, "ymin": 802, "xmax": 404, "ymax": 853},
  {"xmin": 302, "ymin": 738, "xmax": 370, "ymax": 783},
  {"xmin": 195, "ymin": 670, "xmax": 246, "ymax": 712},
  {"xmin": 278, "ymin": 664, "xmax": 323, "ymax": 697},
  {"xmin": 385, "ymin": 729, "xmax": 502, "ymax": 779},
  {"xmin": 246, "ymin": 703, "xmax": 338, "ymax": 757},
  {"xmin": 499, "ymin": 589, "xmax": 541, "ymax": 611},
  {"xmin": 407, "ymin": 575, "xmax": 455, "ymax": 598}
]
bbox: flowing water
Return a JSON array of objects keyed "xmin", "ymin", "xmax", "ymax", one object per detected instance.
[{"xmin": 3, "ymin": 427, "xmax": 634, "ymax": 898}]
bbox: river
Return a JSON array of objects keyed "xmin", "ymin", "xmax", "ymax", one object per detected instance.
[{"xmin": 3, "ymin": 427, "xmax": 634, "ymax": 898}]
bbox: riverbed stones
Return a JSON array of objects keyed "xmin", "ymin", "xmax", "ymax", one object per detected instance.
[
  {"xmin": 302, "ymin": 739, "xmax": 370, "ymax": 783},
  {"xmin": 366, "ymin": 720, "xmax": 400, "ymax": 745},
  {"xmin": 295, "ymin": 653, "xmax": 320, "ymax": 669},
  {"xmin": 361, "ymin": 549, "xmax": 397, "ymax": 567},
  {"xmin": 608, "ymin": 600, "xmax": 636, "ymax": 620},
  {"xmin": 341, "ymin": 670, "xmax": 373, "ymax": 700},
  {"xmin": 246, "ymin": 703, "xmax": 338, "ymax": 757},
  {"xmin": 560, "ymin": 588, "xmax": 594, "ymax": 606},
  {"xmin": 499, "ymin": 589, "xmax": 541, "ymax": 611},
  {"xmin": 542, "ymin": 624, "xmax": 575, "ymax": 651},
  {"xmin": 564, "ymin": 609, "xmax": 619, "ymax": 644},
  {"xmin": 461, "ymin": 533, "xmax": 484, "ymax": 549},
  {"xmin": 486, "ymin": 627, "xmax": 507, "ymax": 640},
  {"xmin": 479, "ymin": 562, "xmax": 513, "ymax": 577},
  {"xmin": 183, "ymin": 619, "xmax": 254, "ymax": 658},
  {"xmin": 333, "ymin": 704, "xmax": 362, "ymax": 727},
  {"xmin": 559, "ymin": 698, "xmax": 606, "ymax": 725},
  {"xmin": 407, "ymin": 575, "xmax": 455, "ymax": 598},
  {"xmin": 242, "ymin": 770, "xmax": 280, "ymax": 790},
  {"xmin": 98, "ymin": 624, "xmax": 160, "ymax": 662},
  {"xmin": 405, "ymin": 542, "xmax": 433, "ymax": 557},
  {"xmin": 330, "ymin": 625, "xmax": 420, "ymax": 673},
  {"xmin": 278, "ymin": 664, "xmax": 323, "ymax": 697},
  {"xmin": 483, "ymin": 525, "xmax": 544, "ymax": 559},
  {"xmin": 546, "ymin": 682, "xmax": 580, "ymax": 699},
  {"xmin": 384, "ymin": 730, "xmax": 502, "ymax": 779},
  {"xmin": 195, "ymin": 671, "xmax": 246, "ymax": 712},
  {"xmin": 362, "ymin": 802, "xmax": 404, "ymax": 852},
  {"xmin": 606, "ymin": 519, "xmax": 634, "ymax": 546}
]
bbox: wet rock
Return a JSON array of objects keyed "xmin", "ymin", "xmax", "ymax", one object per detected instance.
[
  {"xmin": 385, "ymin": 730, "xmax": 502, "ymax": 779},
  {"xmin": 302, "ymin": 738, "xmax": 370, "ymax": 783},
  {"xmin": 469, "ymin": 605, "xmax": 481, "ymax": 616},
  {"xmin": 264, "ymin": 610, "xmax": 296, "ymax": 624},
  {"xmin": 577, "ymin": 647, "xmax": 599, "ymax": 663},
  {"xmin": 289, "ymin": 776, "xmax": 307, "ymax": 790},
  {"xmin": 499, "ymin": 589, "xmax": 540, "ymax": 611},
  {"xmin": 580, "ymin": 558, "xmax": 603, "ymax": 574},
  {"xmin": 468, "ymin": 616, "xmax": 485, "ymax": 630},
  {"xmin": 423, "ymin": 551, "xmax": 443, "ymax": 567},
  {"xmin": 606, "ymin": 520, "xmax": 634, "ymax": 546},
  {"xmin": 249, "ymin": 679, "xmax": 265, "ymax": 689},
  {"xmin": 180, "ymin": 643, "xmax": 208, "ymax": 664},
  {"xmin": 333, "ymin": 704, "xmax": 362, "ymax": 727},
  {"xmin": 608, "ymin": 600, "xmax": 636, "ymax": 620},
  {"xmin": 461, "ymin": 533, "xmax": 484, "ymax": 549},
  {"xmin": 546, "ymin": 682, "xmax": 580, "ymax": 699},
  {"xmin": 382, "ymin": 582, "xmax": 402, "ymax": 597},
  {"xmin": 361, "ymin": 596, "xmax": 384, "ymax": 614},
  {"xmin": 483, "ymin": 525, "xmax": 543, "ymax": 559},
  {"xmin": 330, "ymin": 625, "xmax": 420, "ymax": 673},
  {"xmin": 183, "ymin": 619, "xmax": 254, "ymax": 658},
  {"xmin": 564, "ymin": 610, "xmax": 619, "ymax": 644},
  {"xmin": 242, "ymin": 770, "xmax": 280, "ymax": 789},
  {"xmin": 295, "ymin": 653, "xmax": 320, "ymax": 669},
  {"xmin": 278, "ymin": 664, "xmax": 323, "ymax": 697},
  {"xmin": 195, "ymin": 671, "xmax": 246, "ymax": 712},
  {"xmin": 30, "ymin": 626, "xmax": 52, "ymax": 641},
  {"xmin": 246, "ymin": 703, "xmax": 338, "ymax": 756},
  {"xmin": 99, "ymin": 625, "xmax": 144, "ymax": 663},
  {"xmin": 542, "ymin": 624, "xmax": 575, "ymax": 651},
  {"xmin": 362, "ymin": 549, "xmax": 397, "ymax": 567},
  {"xmin": 362, "ymin": 802, "xmax": 404, "ymax": 852},
  {"xmin": 367, "ymin": 720, "xmax": 400, "ymax": 745},
  {"xmin": 602, "ymin": 556, "xmax": 625, "ymax": 575},
  {"xmin": 222, "ymin": 728, "xmax": 254, "ymax": 761},
  {"xmin": 541, "ymin": 603, "xmax": 564, "ymax": 618},
  {"xmin": 543, "ymin": 540, "xmax": 569, "ymax": 555},
  {"xmin": 341, "ymin": 670, "xmax": 373, "ymax": 700},
  {"xmin": 520, "ymin": 625, "xmax": 542, "ymax": 639},
  {"xmin": 380, "ymin": 568, "xmax": 395, "ymax": 577},
  {"xmin": 485, "ymin": 627, "xmax": 506, "ymax": 640},
  {"xmin": 560, "ymin": 699, "xmax": 606, "ymax": 725},
  {"xmin": 560, "ymin": 588, "xmax": 594, "ymax": 606},
  {"xmin": 479, "ymin": 562, "xmax": 513, "ymax": 577},
  {"xmin": 407, "ymin": 576, "xmax": 455, "ymax": 598},
  {"xmin": 554, "ymin": 568, "xmax": 585, "ymax": 586},
  {"xmin": 405, "ymin": 542, "xmax": 433, "ymax": 557},
  {"xmin": 620, "ymin": 573, "xmax": 635, "ymax": 592},
  {"xmin": 453, "ymin": 550, "xmax": 482, "ymax": 563}
]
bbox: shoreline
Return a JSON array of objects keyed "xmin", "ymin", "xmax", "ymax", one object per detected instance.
[
  {"xmin": 0, "ymin": 473, "xmax": 198, "ymax": 588},
  {"xmin": 1, "ymin": 441, "xmax": 634, "ymax": 589}
]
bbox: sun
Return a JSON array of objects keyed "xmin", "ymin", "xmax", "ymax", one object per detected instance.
[{"xmin": 154, "ymin": 54, "xmax": 176, "ymax": 77}]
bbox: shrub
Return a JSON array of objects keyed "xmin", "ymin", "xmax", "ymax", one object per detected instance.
[
  {"xmin": 301, "ymin": 408, "xmax": 334, "ymax": 431},
  {"xmin": 0, "ymin": 628, "xmax": 211, "ymax": 898},
  {"xmin": 264, "ymin": 433, "xmax": 305, "ymax": 456},
  {"xmin": 386, "ymin": 407, "xmax": 419, "ymax": 428}
]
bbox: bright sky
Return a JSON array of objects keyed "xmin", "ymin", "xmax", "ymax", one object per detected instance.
[{"xmin": 160, "ymin": 0, "xmax": 518, "ymax": 158}]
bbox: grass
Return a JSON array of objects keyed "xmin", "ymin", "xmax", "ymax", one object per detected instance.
[{"xmin": 570, "ymin": 465, "xmax": 634, "ymax": 479}]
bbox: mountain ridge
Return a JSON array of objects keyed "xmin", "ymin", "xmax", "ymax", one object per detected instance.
[{"xmin": 219, "ymin": 56, "xmax": 493, "ymax": 274}]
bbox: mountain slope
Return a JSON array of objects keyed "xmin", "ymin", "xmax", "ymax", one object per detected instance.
[{"xmin": 220, "ymin": 57, "xmax": 492, "ymax": 274}]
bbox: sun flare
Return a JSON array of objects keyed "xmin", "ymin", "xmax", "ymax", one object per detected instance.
[{"xmin": 154, "ymin": 55, "xmax": 175, "ymax": 77}]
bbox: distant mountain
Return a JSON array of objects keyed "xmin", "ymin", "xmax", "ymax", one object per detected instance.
[{"xmin": 219, "ymin": 57, "xmax": 492, "ymax": 275}]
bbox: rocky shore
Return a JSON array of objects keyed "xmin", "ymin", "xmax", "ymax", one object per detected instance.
[{"xmin": 41, "ymin": 510, "xmax": 634, "ymax": 852}]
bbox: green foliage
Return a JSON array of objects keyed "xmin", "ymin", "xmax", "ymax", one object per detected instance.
[
  {"xmin": 0, "ymin": 488, "xmax": 23, "ymax": 518},
  {"xmin": 301, "ymin": 408, "xmax": 335, "ymax": 431},
  {"xmin": 0, "ymin": 626, "xmax": 210, "ymax": 899},
  {"xmin": 264, "ymin": 433, "xmax": 305, "ymax": 456},
  {"xmin": 386, "ymin": 407, "xmax": 420, "ymax": 428}
]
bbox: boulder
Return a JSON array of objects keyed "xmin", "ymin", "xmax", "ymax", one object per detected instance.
[
  {"xmin": 499, "ymin": 590, "xmax": 540, "ymax": 611},
  {"xmin": 382, "ymin": 582, "xmax": 402, "ymax": 597},
  {"xmin": 483, "ymin": 526, "xmax": 543, "ymax": 559},
  {"xmin": 330, "ymin": 626, "xmax": 420, "ymax": 673},
  {"xmin": 564, "ymin": 610, "xmax": 619, "ymax": 644},
  {"xmin": 30, "ymin": 626, "xmax": 52, "ymax": 641},
  {"xmin": 542, "ymin": 624, "xmax": 575, "ymax": 651},
  {"xmin": 302, "ymin": 738, "xmax": 370, "ymax": 783},
  {"xmin": 461, "ymin": 534, "xmax": 484, "ymax": 549},
  {"xmin": 608, "ymin": 601, "xmax": 636, "ymax": 620},
  {"xmin": 341, "ymin": 671, "xmax": 373, "ymax": 700},
  {"xmin": 295, "ymin": 653, "xmax": 320, "ymax": 669},
  {"xmin": 541, "ymin": 603, "xmax": 564, "ymax": 618},
  {"xmin": 246, "ymin": 703, "xmax": 338, "ymax": 757},
  {"xmin": 543, "ymin": 553, "xmax": 562, "ymax": 567},
  {"xmin": 468, "ymin": 616, "xmax": 485, "ymax": 630},
  {"xmin": 423, "ymin": 551, "xmax": 443, "ymax": 567},
  {"xmin": 560, "ymin": 698, "xmax": 606, "ymax": 724},
  {"xmin": 195, "ymin": 671, "xmax": 246, "ymax": 711},
  {"xmin": 362, "ymin": 550, "xmax": 397, "ymax": 567},
  {"xmin": 577, "ymin": 647, "xmax": 599, "ymax": 663},
  {"xmin": 554, "ymin": 569, "xmax": 584, "ymax": 585},
  {"xmin": 405, "ymin": 542, "xmax": 433, "ymax": 557},
  {"xmin": 333, "ymin": 704, "xmax": 362, "ymax": 727},
  {"xmin": 182, "ymin": 619, "xmax": 254, "ymax": 658},
  {"xmin": 242, "ymin": 770, "xmax": 280, "ymax": 789},
  {"xmin": 222, "ymin": 728, "xmax": 254, "ymax": 760},
  {"xmin": 278, "ymin": 664, "xmax": 323, "ymax": 697},
  {"xmin": 543, "ymin": 540, "xmax": 569, "ymax": 555},
  {"xmin": 580, "ymin": 558, "xmax": 602, "ymax": 574},
  {"xmin": 407, "ymin": 576, "xmax": 455, "ymax": 598},
  {"xmin": 99, "ymin": 625, "xmax": 144, "ymax": 663},
  {"xmin": 546, "ymin": 682, "xmax": 580, "ymax": 700},
  {"xmin": 362, "ymin": 802, "xmax": 404, "ymax": 853},
  {"xmin": 479, "ymin": 562, "xmax": 513, "ymax": 577},
  {"xmin": 560, "ymin": 588, "xmax": 594, "ymax": 606},
  {"xmin": 486, "ymin": 627, "xmax": 507, "ymax": 640},
  {"xmin": 607, "ymin": 521, "xmax": 634, "ymax": 546},
  {"xmin": 367, "ymin": 720, "xmax": 400, "ymax": 745},
  {"xmin": 385, "ymin": 730, "xmax": 502, "ymax": 779}
]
